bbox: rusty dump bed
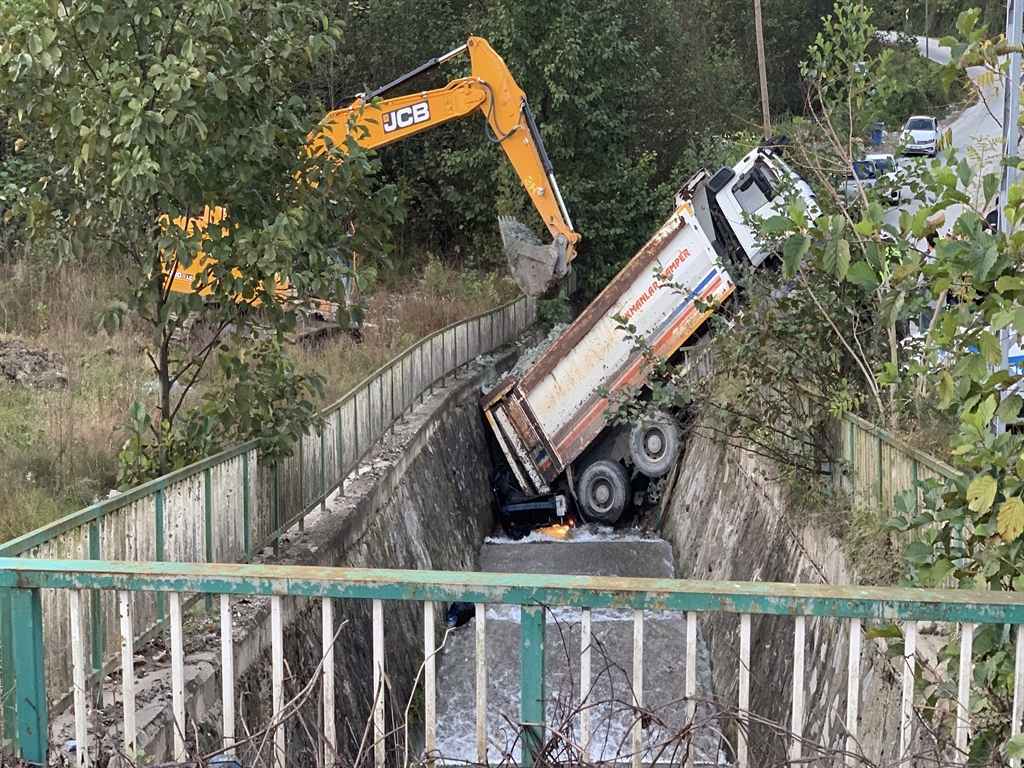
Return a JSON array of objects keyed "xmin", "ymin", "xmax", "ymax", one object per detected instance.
[{"xmin": 482, "ymin": 178, "xmax": 734, "ymax": 495}]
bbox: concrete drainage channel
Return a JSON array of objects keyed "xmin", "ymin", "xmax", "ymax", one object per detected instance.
[
  {"xmin": 47, "ymin": 340, "xmax": 522, "ymax": 764},
  {"xmin": 436, "ymin": 533, "xmax": 721, "ymax": 764},
  {"xmin": 47, "ymin": 331, "xmax": 722, "ymax": 767}
]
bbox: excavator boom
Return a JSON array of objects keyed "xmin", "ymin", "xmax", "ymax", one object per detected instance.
[
  {"xmin": 166, "ymin": 37, "xmax": 578, "ymax": 306},
  {"xmin": 313, "ymin": 37, "xmax": 580, "ymax": 297}
]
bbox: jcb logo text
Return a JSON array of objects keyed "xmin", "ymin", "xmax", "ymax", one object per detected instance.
[{"xmin": 383, "ymin": 102, "xmax": 430, "ymax": 133}]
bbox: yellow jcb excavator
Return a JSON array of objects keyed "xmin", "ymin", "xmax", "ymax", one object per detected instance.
[{"xmin": 167, "ymin": 36, "xmax": 581, "ymax": 303}]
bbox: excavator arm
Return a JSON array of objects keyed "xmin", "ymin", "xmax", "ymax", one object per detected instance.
[{"xmin": 311, "ymin": 37, "xmax": 581, "ymax": 297}]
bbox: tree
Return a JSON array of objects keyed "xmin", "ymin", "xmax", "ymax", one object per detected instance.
[
  {"xmin": 690, "ymin": 5, "xmax": 1024, "ymax": 760},
  {"xmin": 0, "ymin": 0, "xmax": 400, "ymax": 478}
]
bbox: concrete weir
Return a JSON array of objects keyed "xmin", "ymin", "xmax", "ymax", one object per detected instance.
[{"xmin": 436, "ymin": 533, "xmax": 721, "ymax": 764}]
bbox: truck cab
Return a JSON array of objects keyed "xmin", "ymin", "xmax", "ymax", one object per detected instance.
[{"xmin": 679, "ymin": 145, "xmax": 817, "ymax": 268}]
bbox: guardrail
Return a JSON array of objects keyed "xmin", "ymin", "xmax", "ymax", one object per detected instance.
[
  {"xmin": 0, "ymin": 295, "xmax": 536, "ymax": 731},
  {"xmin": 838, "ymin": 412, "xmax": 958, "ymax": 512},
  {"xmin": 2, "ymin": 559, "xmax": 1023, "ymax": 767}
]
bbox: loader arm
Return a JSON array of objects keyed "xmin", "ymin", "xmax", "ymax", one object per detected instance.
[{"xmin": 312, "ymin": 37, "xmax": 581, "ymax": 296}]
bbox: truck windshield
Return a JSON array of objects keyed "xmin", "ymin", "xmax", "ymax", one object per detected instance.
[{"xmin": 731, "ymin": 162, "xmax": 777, "ymax": 214}]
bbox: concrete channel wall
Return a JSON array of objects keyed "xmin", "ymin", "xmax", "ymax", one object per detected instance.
[
  {"xmin": 659, "ymin": 430, "xmax": 905, "ymax": 765},
  {"xmin": 127, "ymin": 355, "xmax": 516, "ymax": 765}
]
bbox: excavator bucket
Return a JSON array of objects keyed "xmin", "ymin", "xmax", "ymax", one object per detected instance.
[{"xmin": 499, "ymin": 216, "xmax": 569, "ymax": 298}]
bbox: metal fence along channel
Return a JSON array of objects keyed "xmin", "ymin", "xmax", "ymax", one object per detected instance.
[
  {"xmin": 2, "ymin": 559, "xmax": 1024, "ymax": 767},
  {"xmin": 0, "ymin": 295, "xmax": 536, "ymax": 727}
]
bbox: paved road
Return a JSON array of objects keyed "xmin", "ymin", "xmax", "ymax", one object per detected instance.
[
  {"xmin": 880, "ymin": 36, "xmax": 1004, "ymax": 232},
  {"xmin": 920, "ymin": 36, "xmax": 1004, "ymax": 181}
]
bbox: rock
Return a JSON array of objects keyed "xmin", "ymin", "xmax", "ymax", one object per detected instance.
[{"xmin": 0, "ymin": 337, "xmax": 68, "ymax": 389}]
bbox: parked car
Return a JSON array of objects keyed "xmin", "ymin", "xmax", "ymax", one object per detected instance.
[
  {"xmin": 838, "ymin": 154, "xmax": 901, "ymax": 207},
  {"xmin": 838, "ymin": 159, "xmax": 878, "ymax": 203},
  {"xmin": 864, "ymin": 153, "xmax": 902, "ymax": 205},
  {"xmin": 900, "ymin": 115, "xmax": 939, "ymax": 157}
]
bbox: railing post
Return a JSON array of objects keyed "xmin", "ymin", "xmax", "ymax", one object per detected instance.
[
  {"xmin": 242, "ymin": 452, "xmax": 251, "ymax": 559},
  {"xmin": 298, "ymin": 437, "xmax": 305, "ymax": 531},
  {"xmin": 337, "ymin": 409, "xmax": 345, "ymax": 496},
  {"xmin": 1012, "ymin": 624, "xmax": 1024, "ymax": 768},
  {"xmin": 632, "ymin": 609, "xmax": 644, "ymax": 768},
  {"xmin": 876, "ymin": 433, "xmax": 884, "ymax": 507},
  {"xmin": 0, "ymin": 586, "xmax": 17, "ymax": 751},
  {"xmin": 155, "ymin": 486, "xmax": 165, "ymax": 624},
  {"xmin": 521, "ymin": 605, "xmax": 545, "ymax": 766},
  {"xmin": 11, "ymin": 586, "xmax": 47, "ymax": 765},
  {"xmin": 273, "ymin": 462, "xmax": 281, "ymax": 557},
  {"xmin": 204, "ymin": 467, "xmax": 213, "ymax": 611},
  {"xmin": 475, "ymin": 603, "xmax": 487, "ymax": 764},
  {"xmin": 849, "ymin": 419, "xmax": 856, "ymax": 506},
  {"xmin": 88, "ymin": 516, "xmax": 102, "ymax": 710}
]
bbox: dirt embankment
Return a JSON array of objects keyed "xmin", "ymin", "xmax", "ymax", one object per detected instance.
[{"xmin": 0, "ymin": 337, "xmax": 67, "ymax": 389}]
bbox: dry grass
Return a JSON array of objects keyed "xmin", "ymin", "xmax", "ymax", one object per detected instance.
[
  {"xmin": 0, "ymin": 250, "xmax": 151, "ymax": 543},
  {"xmin": 0, "ymin": 249, "xmax": 518, "ymax": 544},
  {"xmin": 294, "ymin": 258, "xmax": 518, "ymax": 404}
]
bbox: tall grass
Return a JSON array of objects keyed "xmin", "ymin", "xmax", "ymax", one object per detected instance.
[
  {"xmin": 294, "ymin": 257, "xmax": 519, "ymax": 404},
  {"xmin": 0, "ymin": 246, "xmax": 519, "ymax": 544},
  {"xmin": 0, "ymin": 241, "xmax": 153, "ymax": 542}
]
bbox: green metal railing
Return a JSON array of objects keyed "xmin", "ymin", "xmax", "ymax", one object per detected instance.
[
  {"xmin": 0, "ymin": 294, "xmax": 535, "ymax": 732},
  {"xmin": 2, "ymin": 558, "xmax": 1024, "ymax": 766},
  {"xmin": 839, "ymin": 412, "xmax": 959, "ymax": 512}
]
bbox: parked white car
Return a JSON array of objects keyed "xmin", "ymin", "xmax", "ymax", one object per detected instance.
[{"xmin": 901, "ymin": 115, "xmax": 939, "ymax": 157}]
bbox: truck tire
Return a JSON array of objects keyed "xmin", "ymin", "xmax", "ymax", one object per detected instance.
[
  {"xmin": 629, "ymin": 419, "xmax": 680, "ymax": 478},
  {"xmin": 577, "ymin": 460, "xmax": 630, "ymax": 525}
]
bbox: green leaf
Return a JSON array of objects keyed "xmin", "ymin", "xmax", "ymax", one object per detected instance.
[
  {"xmin": 996, "ymin": 276, "xmax": 1024, "ymax": 292},
  {"xmin": 759, "ymin": 215, "xmax": 792, "ymax": 234},
  {"xmin": 835, "ymin": 239, "xmax": 850, "ymax": 280},
  {"xmin": 883, "ymin": 514, "xmax": 911, "ymax": 532},
  {"xmin": 924, "ymin": 558, "xmax": 955, "ymax": 587},
  {"xmin": 782, "ymin": 234, "xmax": 809, "ymax": 279},
  {"xmin": 905, "ymin": 539, "xmax": 935, "ymax": 564},
  {"xmin": 879, "ymin": 290, "xmax": 904, "ymax": 328},
  {"xmin": 998, "ymin": 496, "xmax": 1024, "ymax": 540},
  {"xmin": 966, "ymin": 475, "xmax": 998, "ymax": 513},
  {"xmin": 977, "ymin": 394, "xmax": 997, "ymax": 427},
  {"xmin": 823, "ymin": 239, "xmax": 837, "ymax": 276},
  {"xmin": 983, "ymin": 173, "xmax": 999, "ymax": 204},
  {"xmin": 865, "ymin": 623, "xmax": 903, "ymax": 640},
  {"xmin": 978, "ymin": 330, "xmax": 1002, "ymax": 365},
  {"xmin": 1006, "ymin": 733, "xmax": 1024, "ymax": 760},
  {"xmin": 997, "ymin": 394, "xmax": 1023, "ymax": 424},
  {"xmin": 846, "ymin": 261, "xmax": 879, "ymax": 290},
  {"xmin": 936, "ymin": 370, "xmax": 955, "ymax": 405},
  {"xmin": 823, "ymin": 240, "xmax": 847, "ymax": 282},
  {"xmin": 894, "ymin": 488, "xmax": 917, "ymax": 515}
]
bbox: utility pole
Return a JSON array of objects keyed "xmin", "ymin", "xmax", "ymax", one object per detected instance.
[
  {"xmin": 998, "ymin": 0, "xmax": 1022, "ymax": 433},
  {"xmin": 754, "ymin": 0, "xmax": 771, "ymax": 139},
  {"xmin": 925, "ymin": 0, "xmax": 930, "ymax": 59}
]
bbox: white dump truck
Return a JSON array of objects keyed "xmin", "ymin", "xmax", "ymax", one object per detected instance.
[{"xmin": 482, "ymin": 142, "xmax": 815, "ymax": 528}]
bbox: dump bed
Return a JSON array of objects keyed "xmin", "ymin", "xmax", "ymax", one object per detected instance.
[{"xmin": 482, "ymin": 180, "xmax": 734, "ymax": 495}]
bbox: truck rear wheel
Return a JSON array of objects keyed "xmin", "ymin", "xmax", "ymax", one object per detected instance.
[
  {"xmin": 577, "ymin": 460, "xmax": 630, "ymax": 525},
  {"xmin": 630, "ymin": 419, "xmax": 680, "ymax": 478}
]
